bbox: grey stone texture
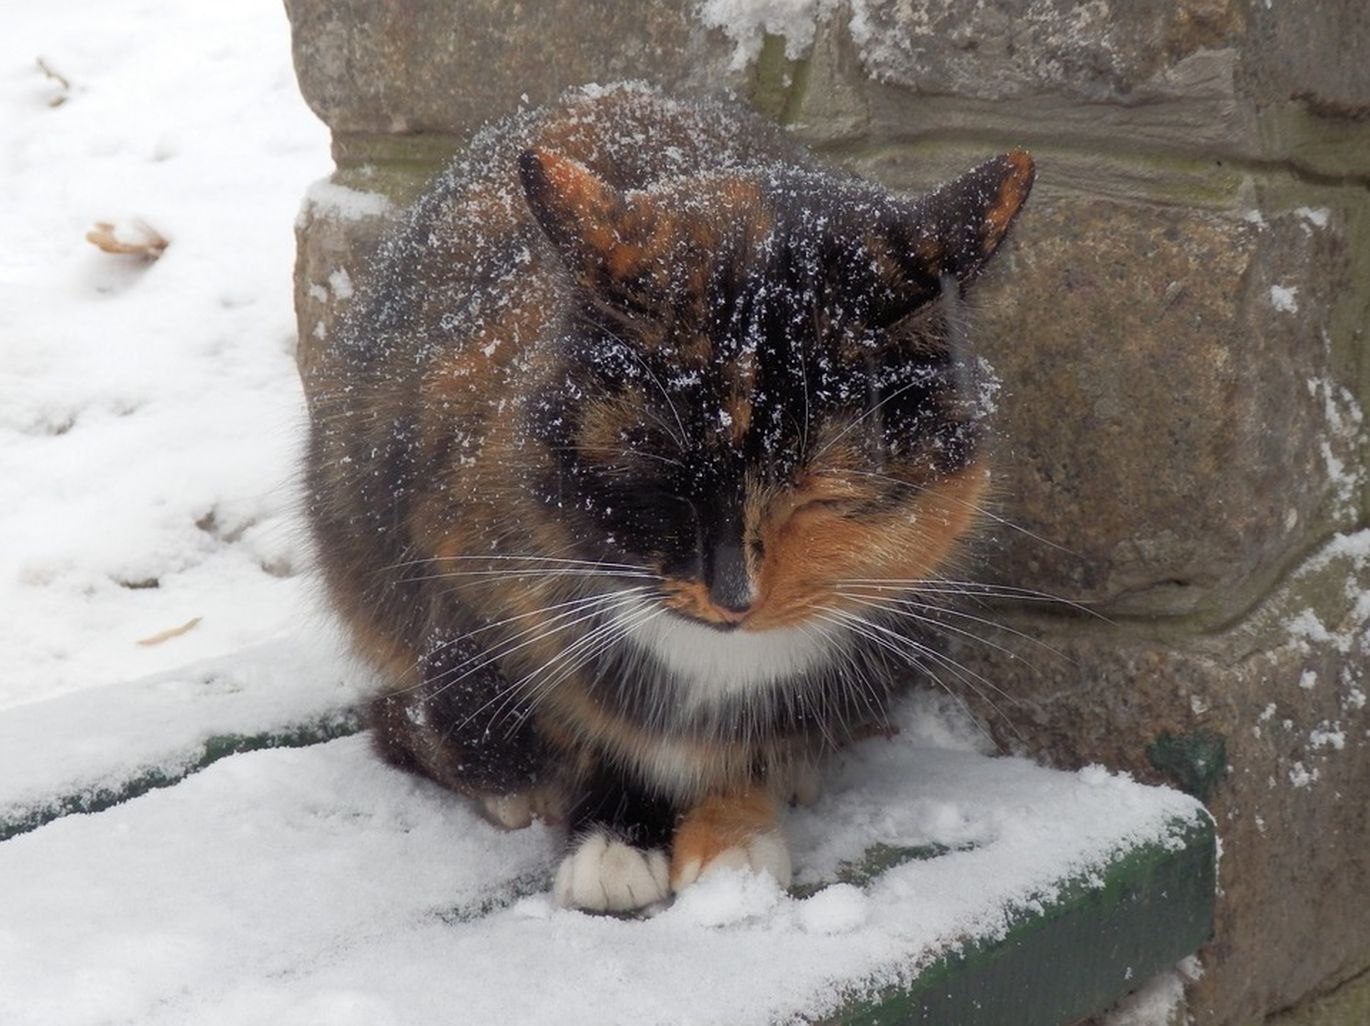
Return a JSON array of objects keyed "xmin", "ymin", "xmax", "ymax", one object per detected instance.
[{"xmin": 285, "ymin": 2, "xmax": 1370, "ymax": 1023}]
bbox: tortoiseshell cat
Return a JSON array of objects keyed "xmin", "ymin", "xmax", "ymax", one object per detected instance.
[{"xmin": 306, "ymin": 84, "xmax": 1032, "ymax": 912}]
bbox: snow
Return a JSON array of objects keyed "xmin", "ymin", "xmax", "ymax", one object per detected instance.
[
  {"xmin": 303, "ymin": 179, "xmax": 394, "ymax": 223},
  {"xmin": 1101, "ymin": 968, "xmax": 1185, "ymax": 1026},
  {"xmin": 696, "ymin": 0, "xmax": 1134, "ymax": 91},
  {"xmin": 1288, "ymin": 761, "xmax": 1318, "ymax": 788},
  {"xmin": 698, "ymin": 0, "xmax": 839, "ymax": 67},
  {"xmin": 1305, "ymin": 375, "xmax": 1366, "ymax": 520},
  {"xmin": 0, "ymin": 692, "xmax": 1207, "ymax": 1026},
  {"xmin": 1308, "ymin": 724, "xmax": 1346, "ymax": 751},
  {"xmin": 796, "ymin": 882, "xmax": 869, "ymax": 934},
  {"xmin": 0, "ymin": 633, "xmax": 372, "ymax": 834},
  {"xmin": 1269, "ymin": 284, "xmax": 1299, "ymax": 313},
  {"xmin": 1282, "ymin": 531, "xmax": 1370, "ymax": 659},
  {"xmin": 1286, "ymin": 607, "xmax": 1340, "ymax": 651},
  {"xmin": 329, "ymin": 267, "xmax": 355, "ymax": 300},
  {"xmin": 1, "ymin": 0, "xmax": 330, "ymax": 710},
  {"xmin": 1295, "ymin": 206, "xmax": 1330, "ymax": 228}
]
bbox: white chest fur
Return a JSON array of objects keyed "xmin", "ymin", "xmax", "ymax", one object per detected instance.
[{"xmin": 616, "ymin": 598, "xmax": 840, "ymax": 704}]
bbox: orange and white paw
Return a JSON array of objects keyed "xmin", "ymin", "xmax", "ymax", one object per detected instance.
[
  {"xmin": 671, "ymin": 829, "xmax": 792, "ymax": 891},
  {"xmin": 552, "ymin": 832, "xmax": 671, "ymax": 913},
  {"xmin": 669, "ymin": 790, "xmax": 792, "ymax": 892}
]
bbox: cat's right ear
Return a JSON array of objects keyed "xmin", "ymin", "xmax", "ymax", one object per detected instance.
[{"xmin": 518, "ymin": 149, "xmax": 664, "ymax": 293}]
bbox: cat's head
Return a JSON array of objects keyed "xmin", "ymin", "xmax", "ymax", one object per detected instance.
[{"xmin": 519, "ymin": 147, "xmax": 1032, "ymax": 637}]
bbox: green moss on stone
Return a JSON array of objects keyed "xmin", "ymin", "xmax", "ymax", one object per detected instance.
[
  {"xmin": 1147, "ymin": 730, "xmax": 1228, "ymax": 802},
  {"xmin": 747, "ymin": 33, "xmax": 813, "ymax": 126}
]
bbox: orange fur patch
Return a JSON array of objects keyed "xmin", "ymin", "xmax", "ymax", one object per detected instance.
[
  {"xmin": 726, "ymin": 391, "xmax": 752, "ymax": 444},
  {"xmin": 745, "ymin": 460, "xmax": 991, "ymax": 630},
  {"xmin": 576, "ymin": 390, "xmax": 646, "ymax": 460},
  {"xmin": 530, "ymin": 150, "xmax": 616, "ymax": 222},
  {"xmin": 526, "ymin": 149, "xmax": 676, "ymax": 284},
  {"xmin": 983, "ymin": 150, "xmax": 1035, "ymax": 251},
  {"xmin": 659, "ymin": 578, "xmax": 743, "ymax": 626},
  {"xmin": 670, "ymin": 789, "xmax": 781, "ymax": 886}
]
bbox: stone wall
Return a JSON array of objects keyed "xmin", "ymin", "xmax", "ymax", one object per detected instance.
[{"xmin": 283, "ymin": 2, "xmax": 1370, "ymax": 1022}]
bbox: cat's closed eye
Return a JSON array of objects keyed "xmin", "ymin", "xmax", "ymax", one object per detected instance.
[{"xmin": 793, "ymin": 496, "xmax": 862, "ymax": 516}]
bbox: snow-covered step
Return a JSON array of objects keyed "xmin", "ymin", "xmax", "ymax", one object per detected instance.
[
  {"xmin": 0, "ymin": 704, "xmax": 1214, "ymax": 1026},
  {"xmin": 0, "ymin": 634, "xmax": 373, "ymax": 840}
]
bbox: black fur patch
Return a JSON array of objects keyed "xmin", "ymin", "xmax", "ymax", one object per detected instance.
[{"xmin": 370, "ymin": 634, "xmax": 546, "ymax": 796}]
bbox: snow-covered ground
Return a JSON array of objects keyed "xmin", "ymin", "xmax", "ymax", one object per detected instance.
[
  {"xmin": 0, "ymin": 690, "xmax": 1203, "ymax": 1026},
  {"xmin": 2, "ymin": 3, "xmax": 1205, "ymax": 1023},
  {"xmin": 2, "ymin": 0, "xmax": 331, "ymax": 710}
]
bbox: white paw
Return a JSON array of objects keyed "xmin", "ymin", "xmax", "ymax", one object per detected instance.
[
  {"xmin": 672, "ymin": 830, "xmax": 792, "ymax": 892},
  {"xmin": 553, "ymin": 832, "xmax": 671, "ymax": 913}
]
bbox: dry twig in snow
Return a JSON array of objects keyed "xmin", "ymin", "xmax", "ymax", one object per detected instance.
[
  {"xmin": 36, "ymin": 56, "xmax": 72, "ymax": 106},
  {"xmin": 136, "ymin": 617, "xmax": 202, "ymax": 647},
  {"xmin": 86, "ymin": 219, "xmax": 169, "ymax": 261}
]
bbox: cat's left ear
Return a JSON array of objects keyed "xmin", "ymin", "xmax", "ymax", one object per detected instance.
[
  {"xmin": 518, "ymin": 149, "xmax": 664, "ymax": 293},
  {"xmin": 892, "ymin": 150, "xmax": 1036, "ymax": 285}
]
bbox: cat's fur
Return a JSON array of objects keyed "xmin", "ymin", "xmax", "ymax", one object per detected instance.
[{"xmin": 305, "ymin": 84, "xmax": 1033, "ymax": 912}]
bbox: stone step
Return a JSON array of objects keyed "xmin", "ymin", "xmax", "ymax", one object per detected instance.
[
  {"xmin": 0, "ymin": 635, "xmax": 373, "ymax": 841},
  {"xmin": 1, "ymin": 662, "xmax": 1215, "ymax": 1026},
  {"xmin": 828, "ymin": 819, "xmax": 1214, "ymax": 1025}
]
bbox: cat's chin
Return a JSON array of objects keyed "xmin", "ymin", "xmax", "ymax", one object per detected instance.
[
  {"xmin": 663, "ymin": 609, "xmax": 741, "ymax": 633},
  {"xmin": 615, "ymin": 597, "xmax": 843, "ymax": 697}
]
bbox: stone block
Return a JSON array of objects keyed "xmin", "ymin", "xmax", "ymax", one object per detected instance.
[
  {"xmin": 779, "ymin": 3, "xmax": 1370, "ymax": 176},
  {"xmin": 945, "ymin": 532, "xmax": 1370, "ymax": 1024},
  {"xmin": 293, "ymin": 169, "xmax": 408, "ymax": 399},
  {"xmin": 1266, "ymin": 961, "xmax": 1370, "ymax": 1026},
  {"xmin": 282, "ymin": 0, "xmax": 745, "ymax": 141},
  {"xmin": 838, "ymin": 0, "xmax": 1240, "ymax": 101},
  {"xmin": 967, "ymin": 192, "xmax": 1366, "ymax": 620},
  {"xmin": 1239, "ymin": 1, "xmax": 1370, "ymax": 119}
]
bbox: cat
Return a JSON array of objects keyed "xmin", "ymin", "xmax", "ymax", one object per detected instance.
[{"xmin": 305, "ymin": 83, "xmax": 1033, "ymax": 912}]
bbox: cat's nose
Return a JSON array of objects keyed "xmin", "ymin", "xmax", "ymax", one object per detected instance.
[
  {"xmin": 714, "ymin": 596, "xmax": 752, "ymax": 621},
  {"xmin": 708, "ymin": 541, "xmax": 754, "ymax": 618}
]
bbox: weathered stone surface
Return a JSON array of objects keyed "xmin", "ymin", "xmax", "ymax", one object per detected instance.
[
  {"xmin": 781, "ymin": 4, "xmax": 1370, "ymax": 177},
  {"xmin": 283, "ymin": 0, "xmax": 746, "ymax": 141},
  {"xmin": 946, "ymin": 532, "xmax": 1370, "ymax": 1024},
  {"xmin": 843, "ymin": 0, "xmax": 1241, "ymax": 100},
  {"xmin": 857, "ymin": 47, "xmax": 1253, "ymax": 158},
  {"xmin": 294, "ymin": 171, "xmax": 408, "ymax": 400},
  {"xmin": 970, "ymin": 195, "xmax": 1365, "ymax": 619},
  {"xmin": 1238, "ymin": 1, "xmax": 1370, "ymax": 118},
  {"xmin": 1266, "ymin": 962, "xmax": 1370, "ymax": 1026}
]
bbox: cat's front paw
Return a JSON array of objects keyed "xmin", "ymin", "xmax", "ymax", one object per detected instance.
[
  {"xmin": 670, "ymin": 829, "xmax": 792, "ymax": 891},
  {"xmin": 553, "ymin": 831, "xmax": 671, "ymax": 913},
  {"xmin": 669, "ymin": 791, "xmax": 792, "ymax": 892}
]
